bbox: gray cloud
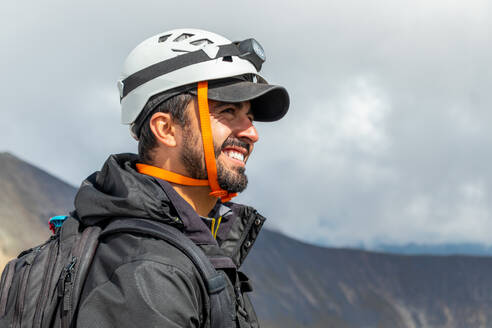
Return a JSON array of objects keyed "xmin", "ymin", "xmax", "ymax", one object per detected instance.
[{"xmin": 1, "ymin": 0, "xmax": 491, "ymax": 248}]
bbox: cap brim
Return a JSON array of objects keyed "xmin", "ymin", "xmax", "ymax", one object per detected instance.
[{"xmin": 191, "ymin": 80, "xmax": 289, "ymax": 122}]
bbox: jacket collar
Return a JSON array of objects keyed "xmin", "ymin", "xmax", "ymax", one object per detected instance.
[{"xmin": 155, "ymin": 178, "xmax": 266, "ymax": 269}]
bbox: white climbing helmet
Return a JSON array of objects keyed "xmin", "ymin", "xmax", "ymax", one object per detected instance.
[{"xmin": 117, "ymin": 28, "xmax": 289, "ymax": 139}]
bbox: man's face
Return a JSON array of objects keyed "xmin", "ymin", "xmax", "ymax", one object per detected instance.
[{"xmin": 180, "ymin": 99, "xmax": 259, "ymax": 193}]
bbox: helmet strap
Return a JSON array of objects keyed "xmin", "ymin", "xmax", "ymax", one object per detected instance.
[
  {"xmin": 136, "ymin": 163, "xmax": 209, "ymax": 186},
  {"xmin": 197, "ymin": 81, "xmax": 237, "ymax": 202},
  {"xmin": 135, "ymin": 81, "xmax": 237, "ymax": 203}
]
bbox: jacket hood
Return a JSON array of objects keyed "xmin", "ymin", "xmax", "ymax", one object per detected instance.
[{"xmin": 74, "ymin": 153, "xmax": 180, "ymax": 227}]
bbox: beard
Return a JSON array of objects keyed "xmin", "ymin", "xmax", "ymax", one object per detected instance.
[{"xmin": 180, "ymin": 126, "xmax": 249, "ymax": 193}]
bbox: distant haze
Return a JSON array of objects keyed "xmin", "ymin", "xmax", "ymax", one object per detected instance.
[{"xmin": 1, "ymin": 0, "xmax": 491, "ymax": 248}]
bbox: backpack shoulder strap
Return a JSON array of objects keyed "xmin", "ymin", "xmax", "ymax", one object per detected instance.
[
  {"xmin": 56, "ymin": 216, "xmax": 102, "ymax": 328},
  {"xmin": 100, "ymin": 218, "xmax": 234, "ymax": 328}
]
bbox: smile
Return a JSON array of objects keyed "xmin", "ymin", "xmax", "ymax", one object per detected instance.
[{"xmin": 224, "ymin": 150, "xmax": 245, "ymax": 162}]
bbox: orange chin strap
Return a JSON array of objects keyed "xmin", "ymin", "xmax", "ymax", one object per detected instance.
[
  {"xmin": 197, "ymin": 81, "xmax": 237, "ymax": 202},
  {"xmin": 135, "ymin": 163, "xmax": 209, "ymax": 186},
  {"xmin": 136, "ymin": 81, "xmax": 237, "ymax": 203}
]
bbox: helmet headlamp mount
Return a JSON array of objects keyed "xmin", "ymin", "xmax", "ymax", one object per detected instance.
[{"xmin": 236, "ymin": 38, "xmax": 265, "ymax": 71}]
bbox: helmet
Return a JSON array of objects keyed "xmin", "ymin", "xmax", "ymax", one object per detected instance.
[
  {"xmin": 118, "ymin": 28, "xmax": 289, "ymax": 139},
  {"xmin": 118, "ymin": 28, "xmax": 289, "ymax": 202}
]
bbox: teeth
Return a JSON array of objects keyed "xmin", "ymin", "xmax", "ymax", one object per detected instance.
[{"xmin": 225, "ymin": 151, "xmax": 245, "ymax": 162}]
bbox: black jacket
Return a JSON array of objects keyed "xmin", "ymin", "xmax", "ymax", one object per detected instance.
[{"xmin": 73, "ymin": 154, "xmax": 264, "ymax": 328}]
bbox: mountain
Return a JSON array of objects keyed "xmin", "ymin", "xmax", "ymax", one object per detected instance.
[
  {"xmin": 2, "ymin": 152, "xmax": 492, "ymax": 328},
  {"xmin": 0, "ymin": 152, "xmax": 76, "ymax": 265},
  {"xmin": 243, "ymin": 231, "xmax": 492, "ymax": 328}
]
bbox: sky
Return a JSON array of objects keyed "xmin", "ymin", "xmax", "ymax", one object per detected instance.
[{"xmin": 1, "ymin": 0, "xmax": 492, "ymax": 248}]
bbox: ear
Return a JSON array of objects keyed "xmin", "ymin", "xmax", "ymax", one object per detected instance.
[{"xmin": 149, "ymin": 112, "xmax": 177, "ymax": 147}]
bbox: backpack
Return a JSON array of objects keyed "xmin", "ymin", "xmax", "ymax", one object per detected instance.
[{"xmin": 0, "ymin": 216, "xmax": 233, "ymax": 328}]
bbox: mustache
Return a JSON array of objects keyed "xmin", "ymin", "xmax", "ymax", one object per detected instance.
[{"xmin": 221, "ymin": 137, "xmax": 251, "ymax": 154}]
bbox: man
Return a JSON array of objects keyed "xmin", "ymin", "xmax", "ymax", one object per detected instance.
[{"xmin": 74, "ymin": 29, "xmax": 289, "ymax": 327}]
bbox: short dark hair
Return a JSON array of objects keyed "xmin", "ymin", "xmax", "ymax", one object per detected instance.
[{"xmin": 137, "ymin": 93, "xmax": 194, "ymax": 164}]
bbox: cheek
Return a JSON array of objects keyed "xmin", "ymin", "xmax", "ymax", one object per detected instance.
[{"xmin": 211, "ymin": 121, "xmax": 232, "ymax": 147}]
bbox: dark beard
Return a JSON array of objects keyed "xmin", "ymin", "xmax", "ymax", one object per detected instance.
[
  {"xmin": 216, "ymin": 161, "xmax": 248, "ymax": 193},
  {"xmin": 180, "ymin": 127, "xmax": 248, "ymax": 193}
]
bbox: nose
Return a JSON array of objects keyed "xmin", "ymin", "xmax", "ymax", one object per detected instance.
[{"xmin": 236, "ymin": 119, "xmax": 259, "ymax": 144}]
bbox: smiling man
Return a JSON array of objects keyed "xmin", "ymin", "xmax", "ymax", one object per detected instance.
[{"xmin": 74, "ymin": 29, "xmax": 289, "ymax": 327}]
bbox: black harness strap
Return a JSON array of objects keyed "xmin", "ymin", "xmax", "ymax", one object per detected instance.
[{"xmin": 100, "ymin": 218, "xmax": 234, "ymax": 328}]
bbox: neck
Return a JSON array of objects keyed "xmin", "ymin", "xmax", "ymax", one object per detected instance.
[
  {"xmin": 171, "ymin": 184, "xmax": 218, "ymax": 217},
  {"xmin": 136, "ymin": 160, "xmax": 220, "ymax": 216}
]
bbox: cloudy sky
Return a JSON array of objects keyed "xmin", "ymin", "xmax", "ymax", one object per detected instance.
[{"xmin": 2, "ymin": 0, "xmax": 491, "ymax": 248}]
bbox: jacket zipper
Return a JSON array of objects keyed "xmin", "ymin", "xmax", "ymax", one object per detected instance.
[
  {"xmin": 33, "ymin": 235, "xmax": 59, "ymax": 327},
  {"xmin": 58, "ymin": 225, "xmax": 96, "ymax": 328},
  {"xmin": 59, "ymin": 256, "xmax": 77, "ymax": 328}
]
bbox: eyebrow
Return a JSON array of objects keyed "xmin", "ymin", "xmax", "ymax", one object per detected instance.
[
  {"xmin": 214, "ymin": 102, "xmax": 254, "ymax": 118},
  {"xmin": 214, "ymin": 102, "xmax": 241, "ymax": 109}
]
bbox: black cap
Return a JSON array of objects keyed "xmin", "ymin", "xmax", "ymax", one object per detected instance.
[
  {"xmin": 190, "ymin": 76, "xmax": 289, "ymax": 122},
  {"xmin": 132, "ymin": 76, "xmax": 289, "ymax": 139}
]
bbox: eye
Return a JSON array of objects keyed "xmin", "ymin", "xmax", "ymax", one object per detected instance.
[{"xmin": 219, "ymin": 107, "xmax": 235, "ymax": 115}]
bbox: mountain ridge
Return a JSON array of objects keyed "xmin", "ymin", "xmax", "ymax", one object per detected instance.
[
  {"xmin": 0, "ymin": 152, "xmax": 77, "ymax": 257},
  {"xmin": 3, "ymin": 151, "xmax": 490, "ymax": 257}
]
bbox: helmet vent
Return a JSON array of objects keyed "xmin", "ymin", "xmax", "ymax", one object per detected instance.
[
  {"xmin": 174, "ymin": 33, "xmax": 194, "ymax": 42},
  {"xmin": 190, "ymin": 39, "xmax": 213, "ymax": 46},
  {"xmin": 158, "ymin": 34, "xmax": 171, "ymax": 43},
  {"xmin": 171, "ymin": 49, "xmax": 190, "ymax": 53},
  {"xmin": 222, "ymin": 56, "xmax": 233, "ymax": 62}
]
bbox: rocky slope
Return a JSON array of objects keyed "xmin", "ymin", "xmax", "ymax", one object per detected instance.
[
  {"xmin": 243, "ymin": 230, "xmax": 492, "ymax": 328},
  {"xmin": 0, "ymin": 152, "xmax": 76, "ymax": 257}
]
